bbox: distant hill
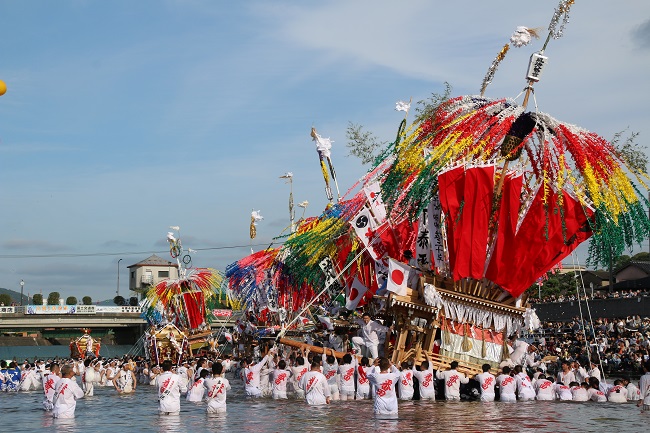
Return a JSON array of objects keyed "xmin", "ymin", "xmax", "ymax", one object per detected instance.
[
  {"xmin": 96, "ymin": 299, "xmax": 117, "ymax": 306},
  {"xmin": 0, "ymin": 287, "xmax": 31, "ymax": 305}
]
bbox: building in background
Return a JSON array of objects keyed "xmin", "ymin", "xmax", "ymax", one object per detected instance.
[{"xmin": 127, "ymin": 254, "xmax": 179, "ymax": 295}]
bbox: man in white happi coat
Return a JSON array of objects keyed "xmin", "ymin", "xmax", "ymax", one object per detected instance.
[
  {"xmin": 337, "ymin": 354, "xmax": 357, "ymax": 401},
  {"xmin": 270, "ymin": 359, "xmax": 292, "ymax": 400},
  {"xmin": 299, "ymin": 359, "xmax": 331, "ymax": 406},
  {"xmin": 52, "ymin": 365, "xmax": 84, "ymax": 418},
  {"xmin": 475, "ymin": 363, "xmax": 496, "ymax": 402},
  {"xmin": 290, "ymin": 347, "xmax": 310, "ymax": 399},
  {"xmin": 533, "ymin": 375, "xmax": 555, "ymax": 401},
  {"xmin": 242, "ymin": 349, "xmax": 273, "ymax": 397},
  {"xmin": 42, "ymin": 363, "xmax": 61, "ymax": 411},
  {"xmin": 155, "ymin": 360, "xmax": 188, "ymax": 415},
  {"xmin": 513, "ymin": 365, "xmax": 535, "ymax": 401},
  {"xmin": 321, "ymin": 349, "xmax": 339, "ymax": 400},
  {"xmin": 353, "ymin": 314, "xmax": 391, "ymax": 359},
  {"xmin": 413, "ymin": 353, "xmax": 436, "ymax": 400},
  {"xmin": 607, "ymin": 379, "xmax": 628, "ymax": 403},
  {"xmin": 398, "ymin": 361, "xmax": 415, "ymax": 401},
  {"xmin": 436, "ymin": 360, "xmax": 469, "ymax": 401},
  {"xmin": 204, "ymin": 362, "xmax": 231, "ymax": 413},
  {"xmin": 570, "ymin": 382, "xmax": 589, "ymax": 401},
  {"xmin": 621, "ymin": 376, "xmax": 641, "ymax": 401},
  {"xmin": 368, "ymin": 358, "xmax": 401, "ymax": 418},
  {"xmin": 496, "ymin": 366, "xmax": 517, "ymax": 402}
]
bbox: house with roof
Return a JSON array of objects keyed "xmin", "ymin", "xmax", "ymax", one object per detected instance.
[
  {"xmin": 616, "ymin": 261, "xmax": 650, "ymax": 282},
  {"xmin": 607, "ymin": 261, "xmax": 650, "ymax": 291},
  {"xmin": 127, "ymin": 254, "xmax": 179, "ymax": 293}
]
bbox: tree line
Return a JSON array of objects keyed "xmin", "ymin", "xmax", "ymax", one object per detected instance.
[{"xmin": 0, "ymin": 290, "xmax": 140, "ymax": 307}]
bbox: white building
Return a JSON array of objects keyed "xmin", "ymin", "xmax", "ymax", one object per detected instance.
[{"xmin": 127, "ymin": 254, "xmax": 179, "ymax": 293}]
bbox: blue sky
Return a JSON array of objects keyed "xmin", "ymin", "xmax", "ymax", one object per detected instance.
[{"xmin": 0, "ymin": 1, "xmax": 648, "ymax": 302}]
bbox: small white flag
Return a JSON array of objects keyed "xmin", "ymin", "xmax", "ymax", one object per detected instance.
[
  {"xmin": 346, "ymin": 277, "xmax": 368, "ymax": 310},
  {"xmin": 395, "ymin": 100, "xmax": 411, "ymax": 112},
  {"xmin": 317, "ymin": 315, "xmax": 334, "ymax": 331},
  {"xmin": 386, "ymin": 258, "xmax": 410, "ymax": 296}
]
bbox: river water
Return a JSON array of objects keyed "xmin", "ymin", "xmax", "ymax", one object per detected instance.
[{"xmin": 1, "ymin": 378, "xmax": 647, "ymax": 433}]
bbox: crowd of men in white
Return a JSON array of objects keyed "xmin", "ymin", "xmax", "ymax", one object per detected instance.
[{"xmin": 1, "ymin": 340, "xmax": 649, "ymax": 419}]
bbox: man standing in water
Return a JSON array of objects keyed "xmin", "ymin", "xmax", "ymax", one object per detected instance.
[
  {"xmin": 436, "ymin": 360, "xmax": 469, "ymax": 401},
  {"xmin": 242, "ymin": 349, "xmax": 274, "ymax": 397},
  {"xmin": 155, "ymin": 360, "xmax": 188, "ymax": 415},
  {"xmin": 638, "ymin": 361, "xmax": 650, "ymax": 412},
  {"xmin": 42, "ymin": 363, "xmax": 61, "ymax": 411},
  {"xmin": 52, "ymin": 364, "xmax": 84, "ymax": 418},
  {"xmin": 368, "ymin": 357, "xmax": 401, "ymax": 418},
  {"xmin": 299, "ymin": 358, "xmax": 331, "ymax": 406},
  {"xmin": 204, "ymin": 362, "xmax": 231, "ymax": 413}
]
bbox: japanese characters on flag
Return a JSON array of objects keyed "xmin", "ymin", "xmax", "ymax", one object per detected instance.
[
  {"xmin": 427, "ymin": 195, "xmax": 445, "ymax": 271},
  {"xmin": 363, "ymin": 181, "xmax": 387, "ymax": 224},
  {"xmin": 319, "ymin": 256, "xmax": 344, "ymax": 299},
  {"xmin": 373, "ymin": 258, "xmax": 389, "ymax": 291},
  {"xmin": 415, "ymin": 207, "xmax": 432, "ymax": 271},
  {"xmin": 386, "ymin": 258, "xmax": 410, "ymax": 296},
  {"xmin": 345, "ymin": 276, "xmax": 369, "ymax": 310}
]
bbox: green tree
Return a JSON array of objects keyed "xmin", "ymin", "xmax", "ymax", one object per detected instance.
[
  {"xmin": 345, "ymin": 83, "xmax": 453, "ymax": 166},
  {"xmin": 82, "ymin": 296, "xmax": 92, "ymax": 305},
  {"xmin": 47, "ymin": 291, "xmax": 60, "ymax": 305},
  {"xmin": 0, "ymin": 293, "xmax": 12, "ymax": 306},
  {"xmin": 345, "ymin": 122, "xmax": 386, "ymax": 165},
  {"xmin": 527, "ymin": 270, "xmax": 577, "ymax": 300},
  {"xmin": 113, "ymin": 295, "xmax": 125, "ymax": 306},
  {"xmin": 614, "ymin": 254, "xmax": 631, "ymax": 271},
  {"xmin": 66, "ymin": 296, "xmax": 77, "ymax": 305},
  {"xmin": 631, "ymin": 252, "xmax": 650, "ymax": 261},
  {"xmin": 612, "ymin": 129, "xmax": 647, "ymax": 175},
  {"xmin": 32, "ymin": 293, "xmax": 43, "ymax": 305},
  {"xmin": 413, "ymin": 82, "xmax": 453, "ymax": 124}
]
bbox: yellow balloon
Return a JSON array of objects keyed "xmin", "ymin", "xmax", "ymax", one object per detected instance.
[{"xmin": 0, "ymin": 80, "xmax": 6, "ymax": 96}]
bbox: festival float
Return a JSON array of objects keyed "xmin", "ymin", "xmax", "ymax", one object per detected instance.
[
  {"xmin": 70, "ymin": 328, "xmax": 101, "ymax": 359},
  {"xmin": 226, "ymin": 0, "xmax": 649, "ymax": 376},
  {"xmin": 141, "ymin": 227, "xmax": 230, "ymax": 361}
]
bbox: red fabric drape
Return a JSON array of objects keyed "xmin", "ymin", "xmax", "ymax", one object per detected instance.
[
  {"xmin": 454, "ymin": 165, "xmax": 495, "ymax": 279},
  {"xmin": 182, "ymin": 291, "xmax": 205, "ymax": 329},
  {"xmin": 438, "ymin": 166, "xmax": 466, "ymax": 280},
  {"xmin": 495, "ymin": 187, "xmax": 593, "ymax": 298},
  {"xmin": 485, "ymin": 173, "xmax": 523, "ymax": 284}
]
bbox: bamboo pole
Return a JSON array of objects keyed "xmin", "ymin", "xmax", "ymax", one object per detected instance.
[{"xmin": 278, "ymin": 337, "xmax": 348, "ymax": 359}]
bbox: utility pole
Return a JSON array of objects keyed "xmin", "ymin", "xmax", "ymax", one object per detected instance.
[{"xmin": 117, "ymin": 258, "xmax": 122, "ymax": 296}]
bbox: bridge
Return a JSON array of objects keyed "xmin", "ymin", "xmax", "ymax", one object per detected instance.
[
  {"xmin": 0, "ymin": 305, "xmax": 146, "ymax": 329},
  {"xmin": 0, "ymin": 305, "xmax": 238, "ymax": 344}
]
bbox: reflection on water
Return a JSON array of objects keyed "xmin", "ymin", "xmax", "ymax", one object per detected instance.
[{"xmin": 2, "ymin": 383, "xmax": 648, "ymax": 433}]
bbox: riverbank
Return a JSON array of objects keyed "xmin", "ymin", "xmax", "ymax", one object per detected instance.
[{"xmin": 0, "ymin": 344, "xmax": 138, "ymax": 360}]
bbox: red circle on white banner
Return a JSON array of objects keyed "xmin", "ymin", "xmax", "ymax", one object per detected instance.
[
  {"xmin": 391, "ymin": 269, "xmax": 405, "ymax": 285},
  {"xmin": 350, "ymin": 288, "xmax": 359, "ymax": 300}
]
